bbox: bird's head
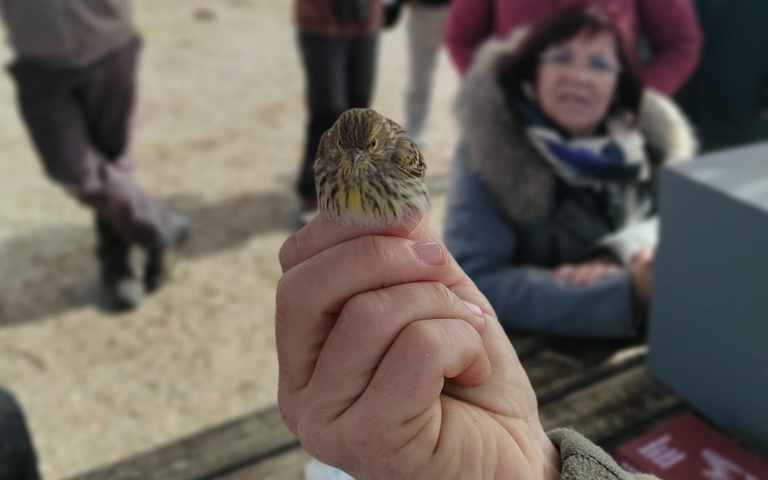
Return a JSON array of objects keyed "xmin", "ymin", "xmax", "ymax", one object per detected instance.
[{"xmin": 330, "ymin": 108, "xmax": 395, "ymax": 171}]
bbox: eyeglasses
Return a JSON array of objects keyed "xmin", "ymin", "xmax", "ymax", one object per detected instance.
[{"xmin": 540, "ymin": 48, "xmax": 621, "ymax": 75}]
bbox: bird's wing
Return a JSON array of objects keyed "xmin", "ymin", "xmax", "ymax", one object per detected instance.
[
  {"xmin": 387, "ymin": 119, "xmax": 426, "ymax": 178},
  {"xmin": 315, "ymin": 130, "xmax": 331, "ymax": 166}
]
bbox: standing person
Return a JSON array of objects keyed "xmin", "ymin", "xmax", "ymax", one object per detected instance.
[
  {"xmin": 403, "ymin": 0, "xmax": 453, "ymax": 148},
  {"xmin": 676, "ymin": 0, "xmax": 768, "ymax": 152},
  {"xmin": 445, "ymin": 0, "xmax": 703, "ymax": 96},
  {"xmin": 0, "ymin": 1, "xmax": 190, "ymax": 311},
  {"xmin": 294, "ymin": 0, "xmax": 384, "ymax": 226},
  {"xmin": 444, "ymin": 5, "xmax": 697, "ymax": 338}
]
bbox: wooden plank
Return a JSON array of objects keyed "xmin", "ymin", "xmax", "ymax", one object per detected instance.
[
  {"xmin": 540, "ymin": 366, "xmax": 682, "ymax": 444},
  {"xmin": 535, "ymin": 346, "xmax": 647, "ymax": 405},
  {"xmin": 524, "ymin": 350, "xmax": 583, "ymax": 391},
  {"xmin": 67, "ymin": 406, "xmax": 299, "ymax": 480},
  {"xmin": 521, "ymin": 342, "xmax": 647, "ymax": 404},
  {"xmin": 214, "ymin": 447, "xmax": 311, "ymax": 480},
  {"xmin": 508, "ymin": 332, "xmax": 552, "ymax": 359}
]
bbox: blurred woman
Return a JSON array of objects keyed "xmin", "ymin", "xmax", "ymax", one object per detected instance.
[
  {"xmin": 444, "ymin": 5, "xmax": 697, "ymax": 338},
  {"xmin": 445, "ymin": 0, "xmax": 702, "ymax": 96}
]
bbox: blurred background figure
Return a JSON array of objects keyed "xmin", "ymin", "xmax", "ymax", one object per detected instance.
[
  {"xmin": 0, "ymin": 387, "xmax": 40, "ymax": 480},
  {"xmin": 398, "ymin": 0, "xmax": 453, "ymax": 148},
  {"xmin": 445, "ymin": 0, "xmax": 703, "ymax": 96},
  {"xmin": 0, "ymin": 0, "xmax": 191, "ymax": 311},
  {"xmin": 676, "ymin": 0, "xmax": 768, "ymax": 152},
  {"xmin": 444, "ymin": 5, "xmax": 697, "ymax": 338},
  {"xmin": 294, "ymin": 0, "xmax": 383, "ymax": 226}
]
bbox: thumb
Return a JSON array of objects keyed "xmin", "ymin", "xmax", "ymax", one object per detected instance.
[{"xmin": 634, "ymin": 247, "xmax": 653, "ymax": 264}]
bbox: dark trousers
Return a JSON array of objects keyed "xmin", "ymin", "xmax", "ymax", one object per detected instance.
[
  {"xmin": 8, "ymin": 37, "xmax": 167, "ymax": 275},
  {"xmin": 296, "ymin": 32, "xmax": 379, "ymax": 199},
  {"xmin": 0, "ymin": 388, "xmax": 40, "ymax": 480}
]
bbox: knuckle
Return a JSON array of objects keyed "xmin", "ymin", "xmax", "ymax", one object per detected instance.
[
  {"xmin": 400, "ymin": 320, "xmax": 442, "ymax": 356},
  {"xmin": 278, "ymin": 234, "xmax": 299, "ymax": 272},
  {"xmin": 425, "ymin": 282, "xmax": 457, "ymax": 308},
  {"xmin": 275, "ymin": 270, "xmax": 299, "ymax": 316},
  {"xmin": 339, "ymin": 412, "xmax": 378, "ymax": 462},
  {"xmin": 277, "ymin": 387, "xmax": 300, "ymax": 435},
  {"xmin": 297, "ymin": 414, "xmax": 326, "ymax": 458},
  {"xmin": 360, "ymin": 235, "xmax": 395, "ymax": 266},
  {"xmin": 340, "ymin": 290, "xmax": 388, "ymax": 329}
]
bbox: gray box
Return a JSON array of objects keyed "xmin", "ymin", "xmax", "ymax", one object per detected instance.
[{"xmin": 648, "ymin": 142, "xmax": 768, "ymax": 456}]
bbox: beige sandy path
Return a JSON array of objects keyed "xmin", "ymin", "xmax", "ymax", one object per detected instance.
[{"xmin": 0, "ymin": 1, "xmax": 460, "ymax": 478}]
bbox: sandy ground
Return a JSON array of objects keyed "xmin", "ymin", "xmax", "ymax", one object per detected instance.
[{"xmin": 0, "ymin": 1, "xmax": 459, "ymax": 478}]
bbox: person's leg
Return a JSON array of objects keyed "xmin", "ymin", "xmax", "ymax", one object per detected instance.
[
  {"xmin": 7, "ymin": 61, "xmax": 145, "ymax": 307},
  {"xmin": 76, "ymin": 38, "xmax": 189, "ymax": 292},
  {"xmin": 9, "ymin": 49, "xmax": 169, "ymax": 253},
  {"xmin": 0, "ymin": 387, "xmax": 41, "ymax": 480},
  {"xmin": 296, "ymin": 32, "xmax": 348, "ymax": 215},
  {"xmin": 346, "ymin": 34, "xmax": 379, "ymax": 109},
  {"xmin": 404, "ymin": 4, "xmax": 449, "ymax": 147},
  {"xmin": 75, "ymin": 38, "xmax": 182, "ymax": 250},
  {"xmin": 80, "ymin": 46, "xmax": 136, "ymax": 299}
]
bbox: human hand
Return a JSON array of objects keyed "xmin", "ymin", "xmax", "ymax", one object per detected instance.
[
  {"xmin": 276, "ymin": 215, "xmax": 560, "ymax": 480},
  {"xmin": 553, "ymin": 255, "xmax": 620, "ymax": 288}
]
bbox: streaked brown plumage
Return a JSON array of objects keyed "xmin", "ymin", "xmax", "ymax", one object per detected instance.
[{"xmin": 314, "ymin": 108, "xmax": 429, "ymax": 225}]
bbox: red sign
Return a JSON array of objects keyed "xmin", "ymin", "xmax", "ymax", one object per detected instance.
[{"xmin": 615, "ymin": 414, "xmax": 768, "ymax": 480}]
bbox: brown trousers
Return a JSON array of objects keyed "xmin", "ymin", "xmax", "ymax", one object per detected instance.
[{"xmin": 8, "ymin": 37, "xmax": 167, "ymax": 273}]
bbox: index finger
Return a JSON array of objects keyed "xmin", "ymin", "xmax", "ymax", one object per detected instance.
[{"xmin": 279, "ymin": 213, "xmax": 434, "ymax": 273}]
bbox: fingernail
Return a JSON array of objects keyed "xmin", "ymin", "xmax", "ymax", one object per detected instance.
[
  {"xmin": 463, "ymin": 300, "xmax": 483, "ymax": 317},
  {"xmin": 410, "ymin": 242, "xmax": 444, "ymax": 266}
]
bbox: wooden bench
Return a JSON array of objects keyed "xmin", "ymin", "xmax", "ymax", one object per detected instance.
[{"xmin": 67, "ymin": 334, "xmax": 688, "ymax": 480}]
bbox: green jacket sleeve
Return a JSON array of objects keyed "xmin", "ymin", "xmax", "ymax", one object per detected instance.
[{"xmin": 548, "ymin": 429, "xmax": 658, "ymax": 480}]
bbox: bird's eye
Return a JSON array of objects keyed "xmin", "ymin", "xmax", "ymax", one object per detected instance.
[{"xmin": 371, "ymin": 140, "xmax": 378, "ymax": 149}]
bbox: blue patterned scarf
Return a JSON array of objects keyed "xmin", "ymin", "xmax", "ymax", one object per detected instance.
[
  {"xmin": 515, "ymin": 91, "xmax": 650, "ymax": 187},
  {"xmin": 515, "ymin": 89, "xmax": 653, "ymax": 227}
]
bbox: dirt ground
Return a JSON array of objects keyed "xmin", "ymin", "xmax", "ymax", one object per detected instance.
[{"xmin": 0, "ymin": 1, "xmax": 459, "ymax": 478}]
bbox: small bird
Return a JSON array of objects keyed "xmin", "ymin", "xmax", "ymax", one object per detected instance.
[{"xmin": 315, "ymin": 108, "xmax": 430, "ymax": 226}]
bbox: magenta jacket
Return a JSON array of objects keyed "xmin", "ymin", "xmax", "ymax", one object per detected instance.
[{"xmin": 445, "ymin": 0, "xmax": 702, "ymax": 95}]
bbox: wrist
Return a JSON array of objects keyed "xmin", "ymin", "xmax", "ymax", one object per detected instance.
[
  {"xmin": 535, "ymin": 429, "xmax": 561, "ymax": 480},
  {"xmin": 543, "ymin": 441, "xmax": 561, "ymax": 480}
]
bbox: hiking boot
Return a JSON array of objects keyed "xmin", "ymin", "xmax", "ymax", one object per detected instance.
[
  {"xmin": 144, "ymin": 212, "xmax": 192, "ymax": 293},
  {"xmin": 102, "ymin": 271, "xmax": 144, "ymax": 311}
]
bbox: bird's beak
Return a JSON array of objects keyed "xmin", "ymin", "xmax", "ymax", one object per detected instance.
[{"xmin": 347, "ymin": 148, "xmax": 362, "ymax": 166}]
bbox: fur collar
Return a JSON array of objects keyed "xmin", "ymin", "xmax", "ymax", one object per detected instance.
[{"xmin": 455, "ymin": 31, "xmax": 698, "ymax": 222}]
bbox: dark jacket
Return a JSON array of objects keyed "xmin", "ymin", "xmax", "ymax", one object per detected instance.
[
  {"xmin": 0, "ymin": 0, "xmax": 135, "ymax": 67},
  {"xmin": 676, "ymin": 0, "xmax": 768, "ymax": 152},
  {"xmin": 295, "ymin": 0, "xmax": 383, "ymax": 37},
  {"xmin": 0, "ymin": 387, "xmax": 40, "ymax": 480},
  {"xmin": 444, "ymin": 35, "xmax": 697, "ymax": 338}
]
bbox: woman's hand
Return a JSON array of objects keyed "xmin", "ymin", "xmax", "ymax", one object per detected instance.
[
  {"xmin": 276, "ymin": 215, "xmax": 560, "ymax": 480},
  {"xmin": 553, "ymin": 255, "xmax": 621, "ymax": 288}
]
